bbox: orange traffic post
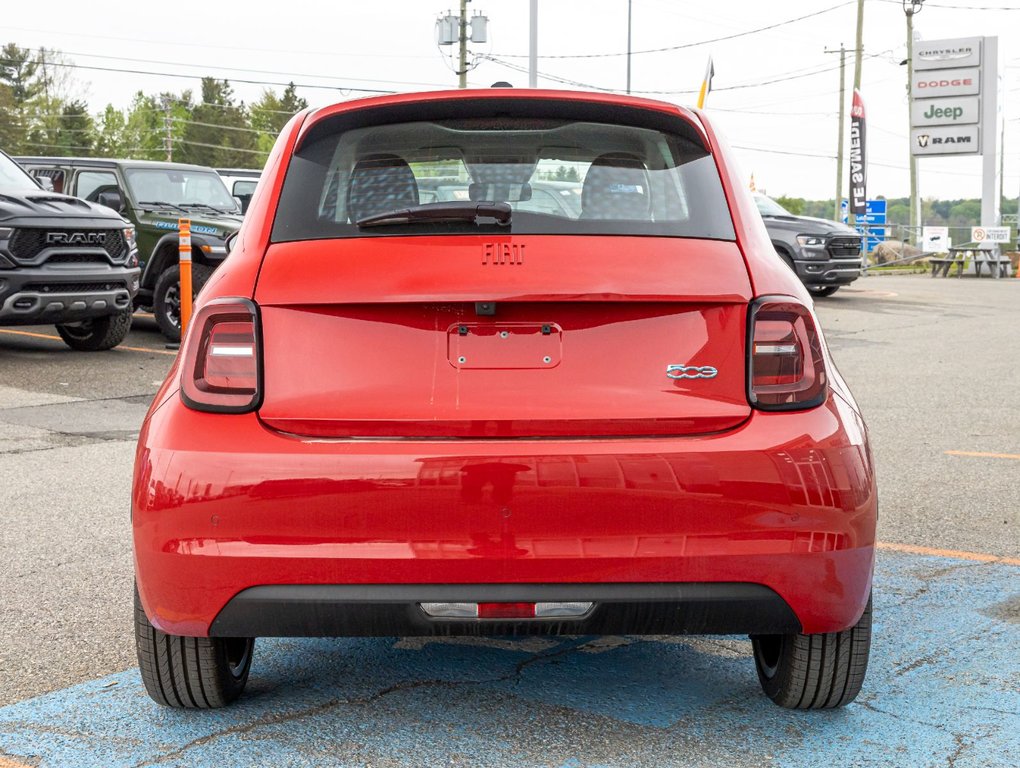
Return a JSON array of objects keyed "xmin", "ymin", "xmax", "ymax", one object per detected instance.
[{"xmin": 178, "ymin": 218, "xmax": 193, "ymax": 335}]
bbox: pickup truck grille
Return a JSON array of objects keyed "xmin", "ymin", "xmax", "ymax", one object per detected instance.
[
  {"xmin": 7, "ymin": 228, "xmax": 129, "ymax": 263},
  {"xmin": 827, "ymin": 236, "xmax": 862, "ymax": 258},
  {"xmin": 23, "ymin": 281, "xmax": 128, "ymax": 293}
]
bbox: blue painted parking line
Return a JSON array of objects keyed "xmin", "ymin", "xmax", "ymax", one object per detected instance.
[{"xmin": 1, "ymin": 550, "xmax": 1018, "ymax": 767}]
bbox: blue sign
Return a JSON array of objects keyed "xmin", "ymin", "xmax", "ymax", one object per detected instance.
[{"xmin": 841, "ymin": 199, "xmax": 887, "ymax": 252}]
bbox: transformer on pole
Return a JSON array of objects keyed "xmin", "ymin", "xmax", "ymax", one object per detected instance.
[{"xmin": 435, "ymin": 3, "xmax": 489, "ymax": 88}]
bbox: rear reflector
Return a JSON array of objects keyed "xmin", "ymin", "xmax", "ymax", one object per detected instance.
[
  {"xmin": 180, "ymin": 298, "xmax": 261, "ymax": 414},
  {"xmin": 420, "ymin": 601, "xmax": 593, "ymax": 619},
  {"xmin": 748, "ymin": 297, "xmax": 827, "ymax": 411}
]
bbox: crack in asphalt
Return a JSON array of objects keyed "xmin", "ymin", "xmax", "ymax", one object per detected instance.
[{"xmin": 129, "ymin": 638, "xmax": 595, "ymax": 767}]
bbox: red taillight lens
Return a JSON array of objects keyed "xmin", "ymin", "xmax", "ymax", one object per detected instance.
[
  {"xmin": 748, "ymin": 297, "xmax": 827, "ymax": 410},
  {"xmin": 180, "ymin": 298, "xmax": 261, "ymax": 413}
]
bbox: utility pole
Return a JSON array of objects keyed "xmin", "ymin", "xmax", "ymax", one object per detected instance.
[
  {"xmin": 825, "ymin": 44, "xmax": 847, "ymax": 221},
  {"xmin": 458, "ymin": 0, "xmax": 469, "ymax": 89},
  {"xmin": 529, "ymin": 0, "xmax": 538, "ymax": 88},
  {"xmin": 626, "ymin": 0, "xmax": 632, "ymax": 94},
  {"xmin": 904, "ymin": 1, "xmax": 923, "ymax": 244},
  {"xmin": 849, "ymin": 0, "xmax": 865, "ymax": 229}
]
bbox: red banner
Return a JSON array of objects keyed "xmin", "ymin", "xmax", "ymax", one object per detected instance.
[{"xmin": 849, "ymin": 88, "xmax": 867, "ymax": 215}]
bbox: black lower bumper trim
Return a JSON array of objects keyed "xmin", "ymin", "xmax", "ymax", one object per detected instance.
[{"xmin": 208, "ymin": 583, "xmax": 802, "ymax": 638}]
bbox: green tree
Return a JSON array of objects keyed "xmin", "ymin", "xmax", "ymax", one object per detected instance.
[
  {"xmin": 177, "ymin": 78, "xmax": 258, "ymax": 168},
  {"xmin": 773, "ymin": 195, "xmax": 805, "ymax": 215},
  {"xmin": 250, "ymin": 82, "xmax": 307, "ymax": 165},
  {"xmin": 0, "ymin": 43, "xmax": 45, "ymax": 153}
]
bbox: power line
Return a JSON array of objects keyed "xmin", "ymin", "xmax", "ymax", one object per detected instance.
[
  {"xmin": 482, "ymin": 48, "xmax": 895, "ymax": 97},
  {"xmin": 25, "ymin": 47, "xmax": 457, "ymax": 91},
  {"xmin": 874, "ymin": 0, "xmax": 1020, "ymax": 8},
  {"xmin": 2, "ymin": 25, "xmax": 439, "ymax": 61},
  {"xmin": 0, "ymin": 55, "xmax": 395, "ymax": 95},
  {"xmin": 174, "ymin": 139, "xmax": 266, "ymax": 156},
  {"xmin": 491, "ymin": 2, "xmax": 855, "ymax": 59}
]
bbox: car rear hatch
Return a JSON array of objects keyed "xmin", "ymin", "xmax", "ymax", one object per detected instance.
[{"xmin": 254, "ymin": 235, "xmax": 752, "ymax": 438}]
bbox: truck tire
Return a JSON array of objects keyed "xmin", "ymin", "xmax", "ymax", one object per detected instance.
[
  {"xmin": 751, "ymin": 594, "xmax": 872, "ymax": 709},
  {"xmin": 135, "ymin": 587, "xmax": 254, "ymax": 708},
  {"xmin": 153, "ymin": 263, "xmax": 213, "ymax": 342},
  {"xmin": 55, "ymin": 308, "xmax": 133, "ymax": 351},
  {"xmin": 809, "ymin": 286, "xmax": 840, "ymax": 297}
]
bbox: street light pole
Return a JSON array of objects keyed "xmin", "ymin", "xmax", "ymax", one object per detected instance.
[
  {"xmin": 529, "ymin": 0, "xmax": 538, "ymax": 88},
  {"xmin": 626, "ymin": 0, "xmax": 632, "ymax": 94},
  {"xmin": 904, "ymin": 0, "xmax": 924, "ymax": 244}
]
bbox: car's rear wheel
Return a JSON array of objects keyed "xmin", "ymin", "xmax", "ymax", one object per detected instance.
[
  {"xmin": 809, "ymin": 285, "xmax": 840, "ymax": 297},
  {"xmin": 751, "ymin": 594, "xmax": 872, "ymax": 709},
  {"xmin": 154, "ymin": 263, "xmax": 213, "ymax": 342},
  {"xmin": 134, "ymin": 587, "xmax": 254, "ymax": 708},
  {"xmin": 55, "ymin": 308, "xmax": 133, "ymax": 351}
]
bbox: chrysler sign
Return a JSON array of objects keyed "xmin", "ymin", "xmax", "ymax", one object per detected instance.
[{"xmin": 913, "ymin": 37, "xmax": 982, "ymax": 70}]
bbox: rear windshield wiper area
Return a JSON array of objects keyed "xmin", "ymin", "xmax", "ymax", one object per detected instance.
[{"xmin": 356, "ymin": 201, "xmax": 511, "ymax": 228}]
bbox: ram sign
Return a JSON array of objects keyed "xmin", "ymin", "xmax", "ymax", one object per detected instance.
[{"xmin": 911, "ymin": 126, "xmax": 980, "ymax": 156}]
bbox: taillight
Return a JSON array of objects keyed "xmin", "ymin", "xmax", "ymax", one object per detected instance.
[
  {"xmin": 748, "ymin": 297, "xmax": 827, "ymax": 411},
  {"xmin": 180, "ymin": 298, "xmax": 261, "ymax": 413}
]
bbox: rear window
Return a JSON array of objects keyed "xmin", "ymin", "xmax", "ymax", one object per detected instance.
[{"xmin": 272, "ymin": 113, "xmax": 734, "ymax": 242}]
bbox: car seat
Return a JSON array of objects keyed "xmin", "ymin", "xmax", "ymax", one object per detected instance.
[
  {"xmin": 346, "ymin": 154, "xmax": 419, "ymax": 223},
  {"xmin": 580, "ymin": 152, "xmax": 652, "ymax": 220}
]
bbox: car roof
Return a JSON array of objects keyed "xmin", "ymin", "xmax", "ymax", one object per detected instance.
[
  {"xmin": 216, "ymin": 168, "xmax": 261, "ymax": 177},
  {"xmin": 14, "ymin": 156, "xmax": 218, "ymax": 173}
]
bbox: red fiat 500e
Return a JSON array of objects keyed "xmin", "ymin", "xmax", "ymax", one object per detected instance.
[{"xmin": 132, "ymin": 89, "xmax": 876, "ymax": 710}]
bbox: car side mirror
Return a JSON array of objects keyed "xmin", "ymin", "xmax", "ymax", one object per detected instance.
[
  {"xmin": 224, "ymin": 231, "xmax": 239, "ymax": 255},
  {"xmin": 97, "ymin": 189, "xmax": 125, "ymax": 212},
  {"xmin": 37, "ymin": 176, "xmax": 55, "ymax": 192}
]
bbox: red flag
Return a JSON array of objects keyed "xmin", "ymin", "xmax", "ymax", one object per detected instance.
[{"xmin": 849, "ymin": 89, "xmax": 867, "ymax": 215}]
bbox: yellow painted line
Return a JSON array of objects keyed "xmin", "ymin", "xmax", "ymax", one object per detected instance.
[
  {"xmin": 0, "ymin": 327, "xmax": 61, "ymax": 342},
  {"xmin": 877, "ymin": 541, "xmax": 1020, "ymax": 567},
  {"xmin": 0, "ymin": 756, "xmax": 34, "ymax": 768},
  {"xmin": 0, "ymin": 328, "xmax": 176, "ymax": 356},
  {"xmin": 945, "ymin": 450, "xmax": 1020, "ymax": 461}
]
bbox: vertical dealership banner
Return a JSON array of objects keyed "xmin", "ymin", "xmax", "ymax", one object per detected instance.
[{"xmin": 849, "ymin": 88, "xmax": 866, "ymax": 215}]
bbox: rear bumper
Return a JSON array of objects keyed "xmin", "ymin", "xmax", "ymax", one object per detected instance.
[
  {"xmin": 0, "ymin": 265, "xmax": 139, "ymax": 324},
  {"xmin": 133, "ymin": 392, "xmax": 877, "ymax": 637},
  {"xmin": 209, "ymin": 582, "xmax": 801, "ymax": 637}
]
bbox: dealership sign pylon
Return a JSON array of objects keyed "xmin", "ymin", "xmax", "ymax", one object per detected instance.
[{"xmin": 910, "ymin": 36, "xmax": 1001, "ymax": 265}]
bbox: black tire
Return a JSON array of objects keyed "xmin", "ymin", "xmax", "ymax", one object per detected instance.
[
  {"xmin": 153, "ymin": 263, "xmax": 213, "ymax": 342},
  {"xmin": 55, "ymin": 308, "xmax": 133, "ymax": 351},
  {"xmin": 809, "ymin": 285, "xmax": 841, "ymax": 297},
  {"xmin": 134, "ymin": 587, "xmax": 254, "ymax": 708},
  {"xmin": 751, "ymin": 594, "xmax": 872, "ymax": 709}
]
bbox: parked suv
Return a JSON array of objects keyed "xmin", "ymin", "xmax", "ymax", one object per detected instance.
[
  {"xmin": 133, "ymin": 90, "xmax": 876, "ymax": 710},
  {"xmin": 0, "ymin": 150, "xmax": 139, "ymax": 350},
  {"xmin": 755, "ymin": 194, "xmax": 863, "ymax": 297},
  {"xmin": 18, "ymin": 157, "xmax": 243, "ymax": 340}
]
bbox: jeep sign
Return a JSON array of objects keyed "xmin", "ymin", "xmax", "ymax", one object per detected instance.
[
  {"xmin": 911, "ymin": 125, "xmax": 980, "ymax": 156},
  {"xmin": 911, "ymin": 96, "xmax": 979, "ymax": 127}
]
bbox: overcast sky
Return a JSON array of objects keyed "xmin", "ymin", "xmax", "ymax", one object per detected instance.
[{"xmin": 4, "ymin": 0, "xmax": 1018, "ymax": 205}]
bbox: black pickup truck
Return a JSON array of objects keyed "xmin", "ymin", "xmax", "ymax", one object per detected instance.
[
  {"xmin": 0, "ymin": 151, "xmax": 139, "ymax": 350},
  {"xmin": 754, "ymin": 194, "xmax": 863, "ymax": 297}
]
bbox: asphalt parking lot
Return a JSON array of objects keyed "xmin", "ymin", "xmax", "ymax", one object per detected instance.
[{"xmin": 1, "ymin": 275, "xmax": 1018, "ymax": 767}]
